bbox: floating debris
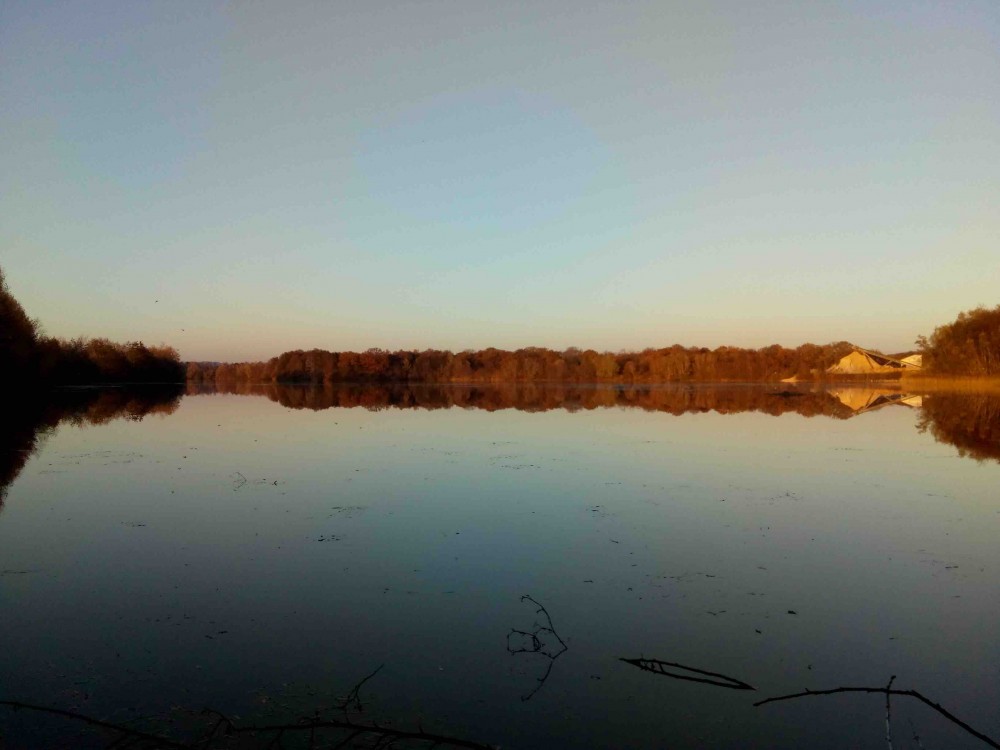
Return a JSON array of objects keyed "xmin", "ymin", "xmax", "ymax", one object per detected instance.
[{"xmin": 619, "ymin": 657, "xmax": 755, "ymax": 691}]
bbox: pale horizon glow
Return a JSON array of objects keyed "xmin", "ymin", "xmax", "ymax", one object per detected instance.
[{"xmin": 2, "ymin": 1, "xmax": 998, "ymax": 362}]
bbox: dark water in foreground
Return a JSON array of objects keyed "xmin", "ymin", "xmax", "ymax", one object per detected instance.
[{"xmin": 1, "ymin": 384, "xmax": 998, "ymax": 749}]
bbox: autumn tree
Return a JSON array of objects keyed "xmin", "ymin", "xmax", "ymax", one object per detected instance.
[{"xmin": 920, "ymin": 305, "xmax": 1000, "ymax": 376}]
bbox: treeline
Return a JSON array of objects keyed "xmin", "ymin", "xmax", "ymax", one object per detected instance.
[
  {"xmin": 187, "ymin": 342, "xmax": 857, "ymax": 386},
  {"xmin": 0, "ymin": 268, "xmax": 184, "ymax": 385},
  {"xmin": 918, "ymin": 305, "xmax": 1000, "ymax": 376},
  {"xmin": 189, "ymin": 302, "xmax": 1000, "ymax": 385}
]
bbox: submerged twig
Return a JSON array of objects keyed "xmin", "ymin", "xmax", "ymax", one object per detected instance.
[
  {"xmin": 619, "ymin": 658, "xmax": 755, "ymax": 691},
  {"xmin": 506, "ymin": 595, "xmax": 568, "ymax": 701},
  {"xmin": 337, "ymin": 663, "xmax": 384, "ymax": 713},
  {"xmin": 755, "ymin": 684, "xmax": 999, "ymax": 749},
  {"xmin": 909, "ymin": 717, "xmax": 926, "ymax": 750},
  {"xmin": 509, "ymin": 595, "xmax": 567, "ymax": 656}
]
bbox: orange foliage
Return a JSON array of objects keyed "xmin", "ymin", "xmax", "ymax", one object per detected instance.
[{"xmin": 185, "ymin": 342, "xmax": 856, "ymax": 386}]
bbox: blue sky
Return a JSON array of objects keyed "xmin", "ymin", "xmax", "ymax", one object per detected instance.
[{"xmin": 2, "ymin": 1, "xmax": 998, "ymax": 361}]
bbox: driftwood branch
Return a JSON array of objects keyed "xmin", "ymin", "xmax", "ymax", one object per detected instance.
[
  {"xmin": 619, "ymin": 657, "xmax": 755, "ymax": 691},
  {"xmin": 754, "ymin": 684, "xmax": 999, "ymax": 749},
  {"xmin": 221, "ymin": 716, "xmax": 495, "ymax": 749}
]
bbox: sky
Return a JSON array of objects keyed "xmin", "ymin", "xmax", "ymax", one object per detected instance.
[{"xmin": 1, "ymin": 1, "xmax": 998, "ymax": 362}]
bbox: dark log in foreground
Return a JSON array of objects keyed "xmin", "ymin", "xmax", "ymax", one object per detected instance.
[
  {"xmin": 0, "ymin": 700, "xmax": 188, "ymax": 748},
  {"xmin": 0, "ymin": 699, "xmax": 497, "ymax": 749},
  {"xmin": 619, "ymin": 657, "xmax": 756, "ymax": 691},
  {"xmin": 754, "ymin": 685, "xmax": 999, "ymax": 749}
]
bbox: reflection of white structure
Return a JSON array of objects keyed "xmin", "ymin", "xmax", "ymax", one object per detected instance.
[
  {"xmin": 827, "ymin": 348, "xmax": 923, "ymax": 375},
  {"xmin": 829, "ymin": 388, "xmax": 922, "ymax": 413}
]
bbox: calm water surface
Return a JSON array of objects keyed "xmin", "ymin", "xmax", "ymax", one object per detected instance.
[{"xmin": 1, "ymin": 385, "xmax": 998, "ymax": 749}]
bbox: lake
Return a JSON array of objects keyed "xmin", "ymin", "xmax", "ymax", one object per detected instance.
[{"xmin": 1, "ymin": 384, "xmax": 998, "ymax": 749}]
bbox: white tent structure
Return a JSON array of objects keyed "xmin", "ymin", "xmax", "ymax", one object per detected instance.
[{"xmin": 827, "ymin": 348, "xmax": 923, "ymax": 376}]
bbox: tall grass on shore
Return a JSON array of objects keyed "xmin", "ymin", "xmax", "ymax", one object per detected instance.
[{"xmin": 901, "ymin": 373, "xmax": 1000, "ymax": 394}]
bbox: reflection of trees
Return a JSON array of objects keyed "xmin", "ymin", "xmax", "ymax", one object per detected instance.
[
  {"xmin": 11, "ymin": 384, "xmax": 996, "ymax": 506},
  {"xmin": 0, "ymin": 387, "xmax": 183, "ymax": 508},
  {"xmin": 190, "ymin": 382, "xmax": 859, "ymax": 419},
  {"xmin": 208, "ymin": 384, "xmax": 1000, "ymax": 465},
  {"xmin": 0, "ymin": 405, "xmax": 51, "ymax": 507},
  {"xmin": 918, "ymin": 392, "xmax": 1000, "ymax": 462}
]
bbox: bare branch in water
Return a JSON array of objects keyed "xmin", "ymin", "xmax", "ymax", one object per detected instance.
[
  {"xmin": 884, "ymin": 675, "xmax": 896, "ymax": 750},
  {"xmin": 755, "ymin": 683, "xmax": 999, "ymax": 750}
]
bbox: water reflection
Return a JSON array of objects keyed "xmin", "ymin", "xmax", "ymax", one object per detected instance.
[
  {"xmin": 4, "ymin": 384, "xmax": 1000, "ymax": 506},
  {"xmin": 0, "ymin": 386, "xmax": 183, "ymax": 508},
  {"xmin": 2, "ymin": 382, "xmax": 999, "ymax": 749},
  {"xmin": 918, "ymin": 391, "xmax": 1000, "ymax": 462},
  {"xmin": 827, "ymin": 388, "xmax": 923, "ymax": 413},
  {"xmin": 189, "ymin": 382, "xmax": 1000, "ymax": 463},
  {"xmin": 191, "ymin": 381, "xmax": 869, "ymax": 418}
]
